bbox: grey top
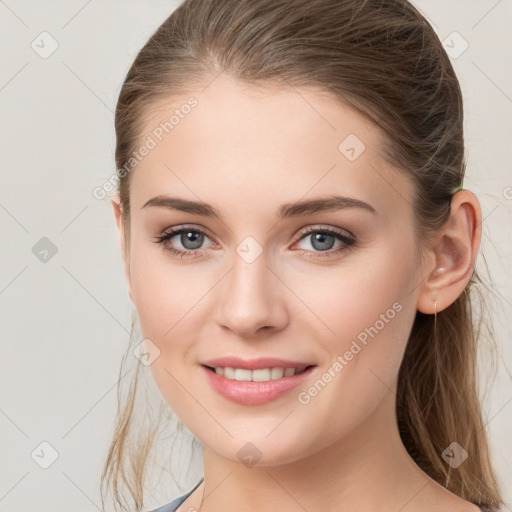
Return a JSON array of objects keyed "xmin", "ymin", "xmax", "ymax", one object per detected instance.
[
  {"xmin": 149, "ymin": 478, "xmax": 203, "ymax": 512},
  {"xmin": 149, "ymin": 478, "xmax": 491, "ymax": 512}
]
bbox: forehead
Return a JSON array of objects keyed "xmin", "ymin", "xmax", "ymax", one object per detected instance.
[{"xmin": 129, "ymin": 75, "xmax": 414, "ymax": 218}]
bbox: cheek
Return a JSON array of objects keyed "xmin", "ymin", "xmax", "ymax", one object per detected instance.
[
  {"xmin": 129, "ymin": 240, "xmax": 209, "ymax": 339},
  {"xmin": 129, "ymin": 248, "xmax": 204, "ymax": 413},
  {"xmin": 287, "ymin": 253, "xmax": 417, "ymax": 442},
  {"xmin": 300, "ymin": 242, "xmax": 413, "ymax": 333},
  {"xmin": 296, "ymin": 242, "xmax": 417, "ymax": 387},
  {"xmin": 128, "ymin": 244, "xmax": 217, "ymax": 414}
]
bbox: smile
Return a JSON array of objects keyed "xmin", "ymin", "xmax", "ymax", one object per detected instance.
[{"xmin": 201, "ymin": 364, "xmax": 317, "ymax": 405}]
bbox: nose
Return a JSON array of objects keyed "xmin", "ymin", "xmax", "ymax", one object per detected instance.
[{"xmin": 216, "ymin": 248, "xmax": 289, "ymax": 338}]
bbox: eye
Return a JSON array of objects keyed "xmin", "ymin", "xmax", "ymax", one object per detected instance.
[
  {"xmin": 153, "ymin": 225, "xmax": 214, "ymax": 258},
  {"xmin": 153, "ymin": 224, "xmax": 356, "ymax": 259},
  {"xmin": 292, "ymin": 226, "xmax": 356, "ymax": 258}
]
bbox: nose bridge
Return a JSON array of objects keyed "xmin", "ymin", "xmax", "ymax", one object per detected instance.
[{"xmin": 217, "ymin": 238, "xmax": 286, "ymax": 335}]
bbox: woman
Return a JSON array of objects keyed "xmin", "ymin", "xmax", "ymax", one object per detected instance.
[{"xmin": 102, "ymin": 0, "xmax": 504, "ymax": 510}]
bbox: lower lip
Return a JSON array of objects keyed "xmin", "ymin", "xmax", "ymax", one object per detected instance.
[{"xmin": 201, "ymin": 365, "xmax": 316, "ymax": 405}]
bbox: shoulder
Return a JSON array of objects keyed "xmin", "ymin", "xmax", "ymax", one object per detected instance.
[{"xmin": 148, "ymin": 478, "xmax": 204, "ymax": 512}]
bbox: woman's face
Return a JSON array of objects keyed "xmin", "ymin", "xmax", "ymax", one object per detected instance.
[{"xmin": 114, "ymin": 74, "xmax": 432, "ymax": 466}]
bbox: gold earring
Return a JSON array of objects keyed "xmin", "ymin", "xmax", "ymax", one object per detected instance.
[{"xmin": 434, "ymin": 299, "xmax": 438, "ymax": 330}]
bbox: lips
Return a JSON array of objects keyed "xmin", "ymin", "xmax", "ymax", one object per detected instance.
[{"xmin": 202, "ymin": 364, "xmax": 317, "ymax": 405}]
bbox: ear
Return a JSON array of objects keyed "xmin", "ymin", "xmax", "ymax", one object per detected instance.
[
  {"xmin": 111, "ymin": 194, "xmax": 133, "ymax": 302},
  {"xmin": 416, "ymin": 189, "xmax": 482, "ymax": 314}
]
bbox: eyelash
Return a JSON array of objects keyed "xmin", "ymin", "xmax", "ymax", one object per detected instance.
[{"xmin": 153, "ymin": 224, "xmax": 356, "ymax": 259}]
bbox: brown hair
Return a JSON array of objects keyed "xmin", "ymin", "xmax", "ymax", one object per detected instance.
[{"xmin": 101, "ymin": 0, "xmax": 504, "ymax": 510}]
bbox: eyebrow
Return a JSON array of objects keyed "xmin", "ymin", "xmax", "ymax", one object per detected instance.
[{"xmin": 141, "ymin": 194, "xmax": 377, "ymax": 219}]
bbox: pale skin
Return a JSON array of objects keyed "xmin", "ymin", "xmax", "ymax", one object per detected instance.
[{"xmin": 112, "ymin": 75, "xmax": 482, "ymax": 512}]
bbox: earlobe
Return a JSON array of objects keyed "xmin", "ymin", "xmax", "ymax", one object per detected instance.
[
  {"xmin": 110, "ymin": 194, "xmax": 133, "ymax": 302},
  {"xmin": 416, "ymin": 189, "xmax": 482, "ymax": 314}
]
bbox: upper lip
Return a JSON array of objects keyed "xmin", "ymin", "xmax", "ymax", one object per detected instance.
[{"xmin": 201, "ymin": 356, "xmax": 316, "ymax": 370}]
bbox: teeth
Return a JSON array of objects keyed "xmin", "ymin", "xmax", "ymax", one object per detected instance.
[{"xmin": 214, "ymin": 366, "xmax": 306, "ymax": 382}]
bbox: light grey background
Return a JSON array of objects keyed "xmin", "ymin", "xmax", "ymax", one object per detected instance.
[{"xmin": 0, "ymin": 1, "xmax": 510, "ymax": 510}]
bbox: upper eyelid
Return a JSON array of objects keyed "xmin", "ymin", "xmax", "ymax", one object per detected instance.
[
  {"xmin": 295, "ymin": 224, "xmax": 354, "ymax": 240},
  {"xmin": 161, "ymin": 224, "xmax": 216, "ymax": 242}
]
